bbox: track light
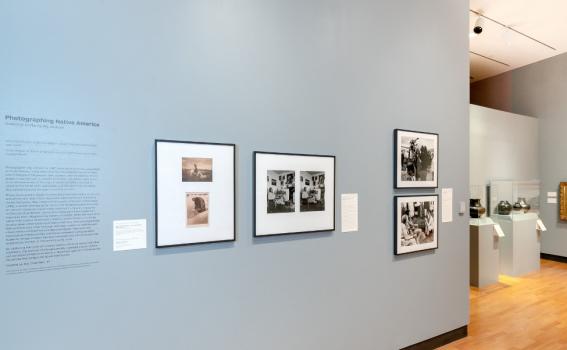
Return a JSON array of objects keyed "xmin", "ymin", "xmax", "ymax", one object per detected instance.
[{"xmin": 473, "ymin": 16, "xmax": 485, "ymax": 35}]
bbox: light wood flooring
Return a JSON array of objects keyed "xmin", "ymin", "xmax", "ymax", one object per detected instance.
[{"xmin": 441, "ymin": 259, "xmax": 567, "ymax": 350}]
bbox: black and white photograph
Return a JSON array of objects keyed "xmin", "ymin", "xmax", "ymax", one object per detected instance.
[
  {"xmin": 267, "ymin": 170, "xmax": 295, "ymax": 213},
  {"xmin": 254, "ymin": 151, "xmax": 335, "ymax": 237},
  {"xmin": 395, "ymin": 129, "xmax": 438, "ymax": 188},
  {"xmin": 182, "ymin": 157, "xmax": 213, "ymax": 182},
  {"xmin": 300, "ymin": 171, "xmax": 325, "ymax": 212},
  {"xmin": 186, "ymin": 192, "xmax": 209, "ymax": 227},
  {"xmin": 155, "ymin": 140, "xmax": 235, "ymax": 248},
  {"xmin": 395, "ymin": 195, "xmax": 438, "ymax": 255}
]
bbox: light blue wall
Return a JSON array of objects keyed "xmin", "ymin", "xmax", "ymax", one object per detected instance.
[
  {"xmin": 471, "ymin": 53, "xmax": 567, "ymax": 258},
  {"xmin": 1, "ymin": 1, "xmax": 469, "ymax": 349}
]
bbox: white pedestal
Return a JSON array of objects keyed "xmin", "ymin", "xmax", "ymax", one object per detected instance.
[
  {"xmin": 493, "ymin": 213, "xmax": 540, "ymax": 277},
  {"xmin": 470, "ymin": 218, "xmax": 499, "ymax": 287}
]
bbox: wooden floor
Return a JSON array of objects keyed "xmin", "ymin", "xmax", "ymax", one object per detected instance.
[{"xmin": 441, "ymin": 259, "xmax": 567, "ymax": 350}]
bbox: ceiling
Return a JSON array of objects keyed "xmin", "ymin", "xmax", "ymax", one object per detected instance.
[{"xmin": 469, "ymin": 0, "xmax": 567, "ymax": 83}]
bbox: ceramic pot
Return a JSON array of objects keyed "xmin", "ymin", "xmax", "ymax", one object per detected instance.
[
  {"xmin": 497, "ymin": 200, "xmax": 513, "ymax": 215},
  {"xmin": 517, "ymin": 197, "xmax": 531, "ymax": 213},
  {"xmin": 513, "ymin": 201, "xmax": 522, "ymax": 212},
  {"xmin": 470, "ymin": 198, "xmax": 486, "ymax": 218}
]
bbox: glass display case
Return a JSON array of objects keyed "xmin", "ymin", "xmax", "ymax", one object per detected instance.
[{"xmin": 489, "ymin": 180, "xmax": 540, "ymax": 216}]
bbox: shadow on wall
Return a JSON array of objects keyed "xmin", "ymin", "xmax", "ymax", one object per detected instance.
[{"xmin": 470, "ymin": 74, "xmax": 513, "ymax": 113}]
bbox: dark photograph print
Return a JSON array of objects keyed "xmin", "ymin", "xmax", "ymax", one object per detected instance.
[
  {"xmin": 395, "ymin": 195, "xmax": 438, "ymax": 255},
  {"xmin": 300, "ymin": 171, "xmax": 325, "ymax": 212},
  {"xmin": 267, "ymin": 170, "xmax": 295, "ymax": 213},
  {"xmin": 182, "ymin": 157, "xmax": 213, "ymax": 182},
  {"xmin": 395, "ymin": 129, "xmax": 438, "ymax": 188},
  {"xmin": 186, "ymin": 192, "xmax": 209, "ymax": 227}
]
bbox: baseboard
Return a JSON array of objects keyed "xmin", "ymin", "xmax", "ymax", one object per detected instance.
[
  {"xmin": 541, "ymin": 253, "xmax": 567, "ymax": 263},
  {"xmin": 400, "ymin": 325, "xmax": 468, "ymax": 350}
]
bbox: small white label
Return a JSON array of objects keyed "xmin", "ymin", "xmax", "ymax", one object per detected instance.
[
  {"xmin": 341, "ymin": 193, "xmax": 358, "ymax": 232},
  {"xmin": 548, "ymin": 192, "xmax": 557, "ymax": 198},
  {"xmin": 442, "ymin": 188, "xmax": 453, "ymax": 223},
  {"xmin": 459, "ymin": 201, "xmax": 466, "ymax": 215},
  {"xmin": 537, "ymin": 219, "xmax": 547, "ymax": 232},
  {"xmin": 548, "ymin": 197, "xmax": 558, "ymax": 204},
  {"xmin": 113, "ymin": 219, "xmax": 147, "ymax": 251},
  {"xmin": 494, "ymin": 224, "xmax": 505, "ymax": 238}
]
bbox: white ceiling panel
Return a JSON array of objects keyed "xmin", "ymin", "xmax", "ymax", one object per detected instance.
[{"xmin": 469, "ymin": 0, "xmax": 567, "ymax": 82}]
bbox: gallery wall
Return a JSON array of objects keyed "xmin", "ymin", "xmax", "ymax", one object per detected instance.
[
  {"xmin": 469, "ymin": 104, "xmax": 539, "ymax": 204},
  {"xmin": 0, "ymin": 1, "xmax": 469, "ymax": 349},
  {"xmin": 471, "ymin": 52, "xmax": 567, "ymax": 258}
]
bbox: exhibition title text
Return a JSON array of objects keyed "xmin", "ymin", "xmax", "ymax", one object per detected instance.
[{"xmin": 5, "ymin": 115, "xmax": 100, "ymax": 128}]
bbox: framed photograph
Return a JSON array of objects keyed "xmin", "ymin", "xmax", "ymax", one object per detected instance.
[
  {"xmin": 155, "ymin": 140, "xmax": 235, "ymax": 247},
  {"xmin": 560, "ymin": 182, "xmax": 567, "ymax": 221},
  {"xmin": 254, "ymin": 151, "xmax": 335, "ymax": 237},
  {"xmin": 395, "ymin": 195, "xmax": 438, "ymax": 255},
  {"xmin": 395, "ymin": 129, "xmax": 438, "ymax": 188}
]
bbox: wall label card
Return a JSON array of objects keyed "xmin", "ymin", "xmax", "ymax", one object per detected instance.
[
  {"xmin": 113, "ymin": 219, "xmax": 147, "ymax": 251},
  {"xmin": 341, "ymin": 193, "xmax": 358, "ymax": 232},
  {"xmin": 548, "ymin": 197, "xmax": 557, "ymax": 204},
  {"xmin": 548, "ymin": 192, "xmax": 557, "ymax": 198},
  {"xmin": 442, "ymin": 188, "xmax": 453, "ymax": 223}
]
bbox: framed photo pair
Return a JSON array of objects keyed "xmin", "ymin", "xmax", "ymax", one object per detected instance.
[
  {"xmin": 155, "ymin": 140, "xmax": 235, "ymax": 247},
  {"xmin": 254, "ymin": 151, "xmax": 336, "ymax": 237},
  {"xmin": 394, "ymin": 129, "xmax": 438, "ymax": 189}
]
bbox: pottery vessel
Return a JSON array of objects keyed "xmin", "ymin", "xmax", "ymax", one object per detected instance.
[
  {"xmin": 470, "ymin": 198, "xmax": 486, "ymax": 218},
  {"xmin": 517, "ymin": 197, "xmax": 531, "ymax": 213},
  {"xmin": 497, "ymin": 200, "xmax": 513, "ymax": 215}
]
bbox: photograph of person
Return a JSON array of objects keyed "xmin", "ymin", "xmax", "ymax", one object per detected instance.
[
  {"xmin": 266, "ymin": 170, "xmax": 296, "ymax": 213},
  {"xmin": 300, "ymin": 171, "xmax": 325, "ymax": 212},
  {"xmin": 399, "ymin": 200, "xmax": 435, "ymax": 247},
  {"xmin": 182, "ymin": 158, "xmax": 213, "ymax": 182}
]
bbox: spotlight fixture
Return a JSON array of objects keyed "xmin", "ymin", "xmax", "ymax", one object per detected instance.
[{"xmin": 473, "ymin": 16, "xmax": 484, "ymax": 35}]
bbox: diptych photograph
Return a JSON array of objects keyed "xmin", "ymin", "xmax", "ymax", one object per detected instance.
[
  {"xmin": 395, "ymin": 195, "xmax": 438, "ymax": 255},
  {"xmin": 395, "ymin": 129, "xmax": 438, "ymax": 188},
  {"xmin": 156, "ymin": 140, "xmax": 235, "ymax": 248},
  {"xmin": 254, "ymin": 152, "xmax": 335, "ymax": 237}
]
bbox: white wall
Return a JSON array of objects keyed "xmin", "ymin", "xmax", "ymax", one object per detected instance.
[
  {"xmin": 469, "ymin": 104, "xmax": 539, "ymax": 205},
  {"xmin": 0, "ymin": 1, "xmax": 470, "ymax": 349}
]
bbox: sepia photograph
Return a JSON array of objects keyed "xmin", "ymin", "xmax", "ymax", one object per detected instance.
[
  {"xmin": 395, "ymin": 129, "xmax": 438, "ymax": 188},
  {"xmin": 395, "ymin": 195, "xmax": 438, "ymax": 255},
  {"xmin": 182, "ymin": 157, "xmax": 213, "ymax": 182},
  {"xmin": 300, "ymin": 171, "xmax": 325, "ymax": 212},
  {"xmin": 186, "ymin": 192, "xmax": 209, "ymax": 227},
  {"xmin": 267, "ymin": 170, "xmax": 296, "ymax": 213}
]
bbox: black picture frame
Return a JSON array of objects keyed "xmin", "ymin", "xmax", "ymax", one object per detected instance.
[
  {"xmin": 394, "ymin": 194, "xmax": 439, "ymax": 255},
  {"xmin": 394, "ymin": 129, "xmax": 439, "ymax": 189},
  {"xmin": 253, "ymin": 151, "xmax": 336, "ymax": 237},
  {"xmin": 155, "ymin": 139, "xmax": 236, "ymax": 248}
]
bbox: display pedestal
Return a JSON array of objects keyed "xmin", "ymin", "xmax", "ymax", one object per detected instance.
[
  {"xmin": 470, "ymin": 218, "xmax": 499, "ymax": 287},
  {"xmin": 493, "ymin": 213, "xmax": 540, "ymax": 277}
]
